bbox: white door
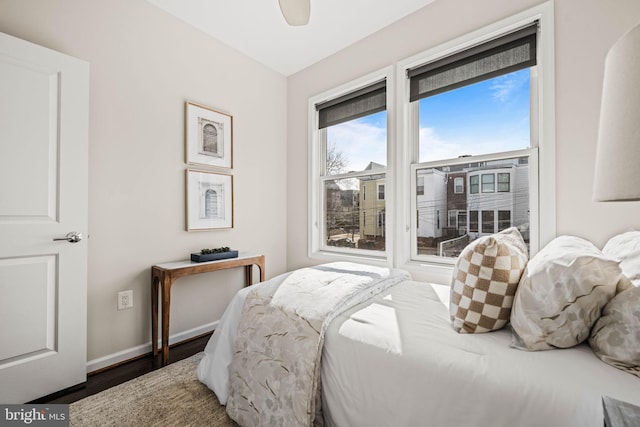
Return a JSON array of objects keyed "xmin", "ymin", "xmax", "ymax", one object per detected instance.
[{"xmin": 0, "ymin": 32, "xmax": 89, "ymax": 403}]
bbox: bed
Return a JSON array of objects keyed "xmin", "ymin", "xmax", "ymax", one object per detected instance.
[{"xmin": 197, "ymin": 263, "xmax": 640, "ymax": 427}]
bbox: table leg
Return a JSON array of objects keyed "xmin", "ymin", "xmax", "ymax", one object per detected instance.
[
  {"xmin": 151, "ymin": 270, "xmax": 160, "ymax": 357},
  {"xmin": 258, "ymin": 260, "xmax": 265, "ymax": 282},
  {"xmin": 245, "ymin": 265, "xmax": 253, "ymax": 286},
  {"xmin": 161, "ymin": 276, "xmax": 172, "ymax": 366}
]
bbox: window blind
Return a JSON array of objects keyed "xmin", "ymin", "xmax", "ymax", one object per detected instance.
[
  {"xmin": 316, "ymin": 80, "xmax": 386, "ymax": 129},
  {"xmin": 408, "ymin": 23, "xmax": 537, "ymax": 102}
]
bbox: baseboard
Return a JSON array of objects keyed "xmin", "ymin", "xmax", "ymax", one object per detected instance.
[{"xmin": 86, "ymin": 321, "xmax": 219, "ymax": 374}]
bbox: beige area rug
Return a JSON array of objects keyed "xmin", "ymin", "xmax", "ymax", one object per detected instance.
[{"xmin": 70, "ymin": 352, "xmax": 237, "ymax": 427}]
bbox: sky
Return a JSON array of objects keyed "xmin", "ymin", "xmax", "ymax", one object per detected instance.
[{"xmin": 326, "ymin": 68, "xmax": 531, "ymax": 172}]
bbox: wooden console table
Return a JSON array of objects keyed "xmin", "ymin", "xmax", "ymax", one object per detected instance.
[{"xmin": 151, "ymin": 253, "xmax": 265, "ymax": 365}]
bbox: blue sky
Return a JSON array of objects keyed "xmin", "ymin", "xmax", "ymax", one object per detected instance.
[{"xmin": 327, "ymin": 68, "xmax": 531, "ymax": 171}]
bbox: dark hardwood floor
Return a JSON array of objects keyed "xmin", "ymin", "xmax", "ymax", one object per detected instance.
[{"xmin": 30, "ymin": 333, "xmax": 212, "ymax": 405}]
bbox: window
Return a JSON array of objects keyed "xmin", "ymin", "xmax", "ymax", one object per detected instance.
[
  {"xmin": 410, "ymin": 20, "xmax": 541, "ymax": 261},
  {"xmin": 481, "ymin": 174, "xmax": 495, "ymax": 193},
  {"xmin": 311, "ymin": 76, "xmax": 388, "ymax": 255},
  {"xmin": 448, "ymin": 211, "xmax": 457, "ymax": 227},
  {"xmin": 309, "ymin": 4, "xmax": 555, "ymax": 265},
  {"xmin": 454, "ymin": 177, "xmax": 464, "ymax": 194},
  {"xmin": 498, "ymin": 173, "xmax": 510, "ymax": 192},
  {"xmin": 378, "ymin": 210, "xmax": 385, "ymax": 227},
  {"xmin": 470, "ymin": 175, "xmax": 479, "ymax": 194},
  {"xmin": 498, "ymin": 210, "xmax": 511, "ymax": 231},
  {"xmin": 482, "ymin": 210, "xmax": 495, "ymax": 234},
  {"xmin": 469, "ymin": 210, "xmax": 479, "ymax": 232}
]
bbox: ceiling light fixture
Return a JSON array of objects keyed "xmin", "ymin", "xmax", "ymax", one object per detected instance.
[{"xmin": 278, "ymin": 0, "xmax": 310, "ymax": 26}]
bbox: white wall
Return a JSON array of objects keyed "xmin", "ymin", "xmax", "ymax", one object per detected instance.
[
  {"xmin": 0, "ymin": 0, "xmax": 288, "ymax": 366},
  {"xmin": 287, "ymin": 0, "xmax": 640, "ymax": 277},
  {"xmin": 2, "ymin": 0, "xmax": 640, "ymax": 370}
]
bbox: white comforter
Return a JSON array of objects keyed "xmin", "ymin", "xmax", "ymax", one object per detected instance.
[{"xmin": 198, "ymin": 277, "xmax": 640, "ymax": 426}]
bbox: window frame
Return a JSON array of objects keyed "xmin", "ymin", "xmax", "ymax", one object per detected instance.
[
  {"xmin": 454, "ymin": 177, "xmax": 464, "ymax": 194},
  {"xmin": 308, "ymin": 67, "xmax": 394, "ymax": 261},
  {"xmin": 481, "ymin": 174, "xmax": 495, "ymax": 193},
  {"xmin": 469, "ymin": 175, "xmax": 479, "ymax": 194},
  {"xmin": 400, "ymin": 3, "xmax": 555, "ymax": 278},
  {"xmin": 306, "ymin": 3, "xmax": 555, "ymax": 277},
  {"xmin": 497, "ymin": 173, "xmax": 511, "ymax": 192}
]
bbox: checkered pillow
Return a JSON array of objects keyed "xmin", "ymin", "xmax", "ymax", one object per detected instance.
[{"xmin": 450, "ymin": 227, "xmax": 528, "ymax": 333}]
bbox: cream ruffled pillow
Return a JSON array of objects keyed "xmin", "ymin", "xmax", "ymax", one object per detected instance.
[
  {"xmin": 510, "ymin": 236, "xmax": 621, "ymax": 351},
  {"xmin": 603, "ymin": 230, "xmax": 640, "ymax": 287},
  {"xmin": 450, "ymin": 227, "xmax": 528, "ymax": 333},
  {"xmin": 589, "ymin": 281, "xmax": 640, "ymax": 378},
  {"xmin": 588, "ymin": 231, "xmax": 640, "ymax": 377}
]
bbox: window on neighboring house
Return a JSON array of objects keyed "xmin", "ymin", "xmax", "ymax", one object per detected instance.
[
  {"xmin": 410, "ymin": 21, "xmax": 539, "ymax": 260},
  {"xmin": 417, "ymin": 176, "xmax": 424, "ymax": 195},
  {"xmin": 481, "ymin": 174, "xmax": 495, "ymax": 193},
  {"xmin": 454, "ymin": 177, "xmax": 464, "ymax": 194},
  {"xmin": 482, "ymin": 210, "xmax": 495, "ymax": 234},
  {"xmin": 448, "ymin": 211, "xmax": 457, "ymax": 227},
  {"xmin": 311, "ymin": 77, "xmax": 388, "ymax": 255},
  {"xmin": 469, "ymin": 210, "xmax": 479, "ymax": 232},
  {"xmin": 469, "ymin": 175, "xmax": 479, "ymax": 194},
  {"xmin": 498, "ymin": 173, "xmax": 511, "ymax": 192},
  {"xmin": 498, "ymin": 210, "xmax": 511, "ymax": 231},
  {"xmin": 378, "ymin": 210, "xmax": 385, "ymax": 227}
]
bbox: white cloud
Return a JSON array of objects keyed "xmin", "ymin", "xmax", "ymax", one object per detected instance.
[
  {"xmin": 419, "ymin": 126, "xmax": 529, "ymax": 163},
  {"xmin": 419, "ymin": 127, "xmax": 464, "ymax": 162},
  {"xmin": 328, "ymin": 120, "xmax": 387, "ymax": 171},
  {"xmin": 490, "ymin": 70, "xmax": 529, "ymax": 103}
]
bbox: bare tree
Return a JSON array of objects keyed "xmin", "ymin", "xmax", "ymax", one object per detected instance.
[{"xmin": 326, "ymin": 142, "xmax": 348, "ymax": 174}]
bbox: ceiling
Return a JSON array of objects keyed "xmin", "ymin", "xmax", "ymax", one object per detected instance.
[{"xmin": 146, "ymin": 0, "xmax": 435, "ymax": 76}]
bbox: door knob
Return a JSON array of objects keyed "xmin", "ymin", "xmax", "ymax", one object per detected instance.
[{"xmin": 53, "ymin": 232, "xmax": 83, "ymax": 243}]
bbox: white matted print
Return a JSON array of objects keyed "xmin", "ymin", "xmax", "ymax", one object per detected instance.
[
  {"xmin": 186, "ymin": 170, "xmax": 233, "ymax": 231},
  {"xmin": 185, "ymin": 101, "xmax": 233, "ymax": 168}
]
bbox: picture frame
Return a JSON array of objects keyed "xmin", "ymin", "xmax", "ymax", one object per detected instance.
[
  {"xmin": 186, "ymin": 169, "xmax": 233, "ymax": 231},
  {"xmin": 185, "ymin": 101, "xmax": 233, "ymax": 169}
]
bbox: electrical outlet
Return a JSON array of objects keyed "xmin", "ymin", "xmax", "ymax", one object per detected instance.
[{"xmin": 118, "ymin": 290, "xmax": 133, "ymax": 310}]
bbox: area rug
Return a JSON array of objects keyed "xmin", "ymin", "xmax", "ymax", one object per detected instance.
[{"xmin": 70, "ymin": 352, "xmax": 237, "ymax": 426}]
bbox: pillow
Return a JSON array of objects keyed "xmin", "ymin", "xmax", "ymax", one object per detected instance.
[
  {"xmin": 450, "ymin": 227, "xmax": 528, "ymax": 333},
  {"xmin": 603, "ymin": 230, "xmax": 640, "ymax": 287},
  {"xmin": 510, "ymin": 235, "xmax": 621, "ymax": 351},
  {"xmin": 589, "ymin": 281, "xmax": 640, "ymax": 378}
]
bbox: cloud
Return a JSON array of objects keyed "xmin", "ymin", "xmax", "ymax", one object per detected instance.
[
  {"xmin": 419, "ymin": 127, "xmax": 464, "ymax": 162},
  {"xmin": 327, "ymin": 119, "xmax": 387, "ymax": 171},
  {"xmin": 490, "ymin": 70, "xmax": 529, "ymax": 103},
  {"xmin": 419, "ymin": 126, "xmax": 529, "ymax": 163}
]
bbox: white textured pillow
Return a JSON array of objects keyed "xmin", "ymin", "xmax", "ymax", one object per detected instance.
[
  {"xmin": 450, "ymin": 227, "xmax": 528, "ymax": 333},
  {"xmin": 603, "ymin": 230, "xmax": 640, "ymax": 287},
  {"xmin": 510, "ymin": 235, "xmax": 621, "ymax": 351},
  {"xmin": 589, "ymin": 282, "xmax": 640, "ymax": 378}
]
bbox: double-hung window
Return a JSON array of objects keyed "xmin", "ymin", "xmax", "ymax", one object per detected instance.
[
  {"xmin": 309, "ymin": 76, "xmax": 389, "ymax": 256},
  {"xmin": 307, "ymin": 4, "xmax": 554, "ymax": 267},
  {"xmin": 409, "ymin": 21, "xmax": 541, "ymax": 261}
]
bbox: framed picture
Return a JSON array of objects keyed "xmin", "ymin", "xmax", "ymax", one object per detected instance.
[
  {"xmin": 186, "ymin": 169, "xmax": 233, "ymax": 231},
  {"xmin": 185, "ymin": 101, "xmax": 233, "ymax": 169}
]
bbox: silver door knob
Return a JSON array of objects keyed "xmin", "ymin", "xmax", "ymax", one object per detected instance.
[{"xmin": 53, "ymin": 232, "xmax": 83, "ymax": 243}]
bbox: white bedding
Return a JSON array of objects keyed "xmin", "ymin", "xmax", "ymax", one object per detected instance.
[{"xmin": 198, "ymin": 277, "xmax": 640, "ymax": 426}]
